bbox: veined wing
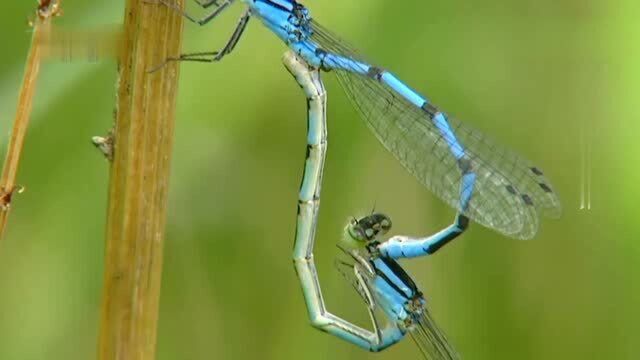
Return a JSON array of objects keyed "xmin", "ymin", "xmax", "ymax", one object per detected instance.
[
  {"xmin": 310, "ymin": 21, "xmax": 561, "ymax": 239},
  {"xmin": 335, "ymin": 258, "xmax": 375, "ymax": 308},
  {"xmin": 412, "ymin": 307, "xmax": 460, "ymax": 360},
  {"xmin": 335, "ymin": 254, "xmax": 459, "ymax": 359},
  {"xmin": 334, "ymin": 255, "xmax": 394, "ymax": 346}
]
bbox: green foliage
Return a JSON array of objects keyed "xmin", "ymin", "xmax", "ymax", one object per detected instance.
[{"xmin": 0, "ymin": 0, "xmax": 638, "ymax": 359}]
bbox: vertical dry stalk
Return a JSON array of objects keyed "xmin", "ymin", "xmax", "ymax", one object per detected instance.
[
  {"xmin": 0, "ymin": 1, "xmax": 62, "ymax": 241},
  {"xmin": 97, "ymin": 1, "xmax": 183, "ymax": 359}
]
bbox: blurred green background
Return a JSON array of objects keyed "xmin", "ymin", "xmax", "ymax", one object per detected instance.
[{"xmin": 0, "ymin": 0, "xmax": 638, "ymax": 359}]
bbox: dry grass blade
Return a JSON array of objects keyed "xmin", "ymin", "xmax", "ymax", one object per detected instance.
[
  {"xmin": 97, "ymin": 0, "xmax": 184, "ymax": 359},
  {"xmin": 0, "ymin": 0, "xmax": 63, "ymax": 242}
]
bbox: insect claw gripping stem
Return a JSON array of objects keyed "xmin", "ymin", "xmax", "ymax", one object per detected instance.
[
  {"xmin": 172, "ymin": 9, "xmax": 251, "ymax": 63},
  {"xmin": 147, "ymin": 2, "xmax": 248, "ymax": 71},
  {"xmin": 147, "ymin": 50, "xmax": 222, "ymax": 73},
  {"xmin": 151, "ymin": 0, "xmax": 235, "ymax": 26}
]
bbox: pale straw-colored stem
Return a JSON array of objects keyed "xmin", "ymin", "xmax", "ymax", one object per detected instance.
[{"xmin": 97, "ymin": 0, "xmax": 183, "ymax": 359}]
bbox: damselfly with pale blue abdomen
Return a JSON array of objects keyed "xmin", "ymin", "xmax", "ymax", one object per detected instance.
[
  {"xmin": 284, "ymin": 50, "xmax": 456, "ymax": 356},
  {"xmin": 154, "ymin": 0, "xmax": 563, "ymax": 353},
  {"xmin": 336, "ymin": 212, "xmax": 459, "ymax": 359},
  {"xmin": 157, "ymin": 0, "xmax": 561, "ymax": 244}
]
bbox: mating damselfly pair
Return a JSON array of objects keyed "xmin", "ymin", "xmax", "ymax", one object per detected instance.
[{"xmin": 151, "ymin": 0, "xmax": 562, "ymax": 358}]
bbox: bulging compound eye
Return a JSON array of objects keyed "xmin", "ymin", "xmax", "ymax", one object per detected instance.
[
  {"xmin": 352, "ymin": 213, "xmax": 392, "ymax": 241},
  {"xmin": 378, "ymin": 216, "xmax": 392, "ymax": 234},
  {"xmin": 347, "ymin": 221, "xmax": 367, "ymax": 241}
]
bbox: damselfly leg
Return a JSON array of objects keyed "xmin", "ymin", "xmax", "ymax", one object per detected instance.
[
  {"xmin": 152, "ymin": 0, "xmax": 235, "ymax": 26},
  {"xmin": 147, "ymin": 0, "xmax": 246, "ymax": 72},
  {"xmin": 173, "ymin": 9, "xmax": 251, "ymax": 63},
  {"xmin": 193, "ymin": 0, "xmax": 219, "ymax": 9}
]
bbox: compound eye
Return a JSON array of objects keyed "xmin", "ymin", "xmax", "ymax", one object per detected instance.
[
  {"xmin": 369, "ymin": 214, "xmax": 392, "ymax": 237},
  {"xmin": 348, "ymin": 224, "xmax": 367, "ymax": 242},
  {"xmin": 364, "ymin": 227, "xmax": 376, "ymax": 240},
  {"xmin": 350, "ymin": 213, "xmax": 393, "ymax": 241},
  {"xmin": 379, "ymin": 218, "xmax": 392, "ymax": 233}
]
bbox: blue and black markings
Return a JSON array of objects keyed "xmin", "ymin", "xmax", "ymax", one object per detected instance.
[
  {"xmin": 367, "ymin": 66, "xmax": 385, "ymax": 81},
  {"xmin": 259, "ymin": 0, "xmax": 293, "ymax": 12},
  {"xmin": 421, "ymin": 102, "xmax": 439, "ymax": 118}
]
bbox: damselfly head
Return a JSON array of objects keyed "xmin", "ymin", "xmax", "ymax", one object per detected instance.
[{"xmin": 348, "ymin": 213, "xmax": 392, "ymax": 242}]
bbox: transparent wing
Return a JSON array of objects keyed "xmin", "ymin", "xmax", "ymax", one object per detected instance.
[
  {"xmin": 311, "ymin": 21, "xmax": 561, "ymax": 239},
  {"xmin": 412, "ymin": 308, "xmax": 460, "ymax": 360},
  {"xmin": 334, "ymin": 256, "xmax": 394, "ymax": 341},
  {"xmin": 336, "ymin": 253, "xmax": 459, "ymax": 359},
  {"xmin": 334, "ymin": 258, "xmax": 374, "ymax": 308}
]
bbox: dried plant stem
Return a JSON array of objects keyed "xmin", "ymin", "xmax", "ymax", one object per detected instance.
[
  {"xmin": 0, "ymin": 2, "xmax": 61, "ymax": 242},
  {"xmin": 97, "ymin": 1, "xmax": 183, "ymax": 359}
]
